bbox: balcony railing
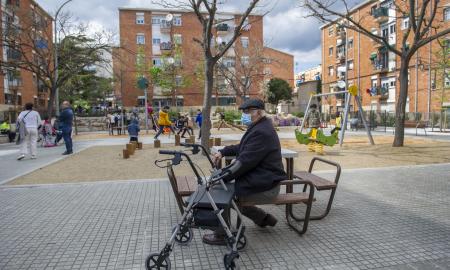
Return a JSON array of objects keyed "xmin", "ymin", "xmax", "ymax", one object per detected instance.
[
  {"xmin": 160, "ymin": 42, "xmax": 173, "ymax": 51},
  {"xmin": 373, "ymin": 7, "xmax": 389, "ymax": 23},
  {"xmin": 160, "ymin": 22, "xmax": 172, "ymax": 32},
  {"xmin": 216, "ymin": 23, "xmax": 230, "ymax": 33}
]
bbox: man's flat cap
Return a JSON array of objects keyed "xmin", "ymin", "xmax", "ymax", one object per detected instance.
[{"xmin": 238, "ymin": 99, "xmax": 265, "ymax": 110}]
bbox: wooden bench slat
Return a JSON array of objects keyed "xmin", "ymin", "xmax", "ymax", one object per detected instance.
[
  {"xmin": 176, "ymin": 176, "xmax": 197, "ymax": 196},
  {"xmin": 293, "ymin": 171, "xmax": 336, "ymax": 190},
  {"xmin": 239, "ymin": 192, "xmax": 311, "ymax": 206}
]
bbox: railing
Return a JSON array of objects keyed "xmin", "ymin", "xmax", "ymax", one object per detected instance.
[
  {"xmin": 160, "ymin": 42, "xmax": 173, "ymax": 51},
  {"xmin": 216, "ymin": 23, "xmax": 229, "ymax": 32},
  {"xmin": 373, "ymin": 7, "xmax": 389, "ymax": 23}
]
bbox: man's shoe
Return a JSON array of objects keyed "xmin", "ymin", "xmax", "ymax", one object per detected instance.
[
  {"xmin": 257, "ymin": 214, "xmax": 278, "ymax": 228},
  {"xmin": 17, "ymin": 154, "xmax": 25, "ymax": 161},
  {"xmin": 62, "ymin": 151, "xmax": 73, "ymax": 155},
  {"xmin": 202, "ymin": 233, "xmax": 227, "ymax": 246}
]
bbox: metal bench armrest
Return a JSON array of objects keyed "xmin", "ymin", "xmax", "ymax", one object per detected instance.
[{"xmin": 308, "ymin": 157, "xmax": 342, "ymax": 185}]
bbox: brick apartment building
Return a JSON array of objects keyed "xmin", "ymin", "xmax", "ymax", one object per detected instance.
[
  {"xmin": 114, "ymin": 8, "xmax": 294, "ymax": 108},
  {"xmin": 0, "ymin": 0, "xmax": 53, "ymax": 115},
  {"xmin": 321, "ymin": 0, "xmax": 450, "ymax": 115},
  {"xmin": 263, "ymin": 47, "xmax": 294, "ymax": 89}
]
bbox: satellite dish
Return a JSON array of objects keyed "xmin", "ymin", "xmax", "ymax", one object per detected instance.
[
  {"xmin": 337, "ymin": 80, "xmax": 346, "ymax": 89},
  {"xmin": 167, "ymin": 57, "xmax": 175, "ymax": 64},
  {"xmin": 165, "ymin": 14, "xmax": 174, "ymax": 22},
  {"xmin": 216, "ymin": 37, "xmax": 223, "ymax": 44}
]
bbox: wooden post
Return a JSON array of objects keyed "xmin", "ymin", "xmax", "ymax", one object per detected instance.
[
  {"xmin": 137, "ymin": 142, "xmax": 143, "ymax": 149},
  {"xmin": 189, "ymin": 135, "xmax": 195, "ymax": 143},
  {"xmin": 208, "ymin": 137, "xmax": 214, "ymax": 148},
  {"xmin": 126, "ymin": 143, "xmax": 135, "ymax": 155},
  {"xmin": 123, "ymin": 149, "xmax": 130, "ymax": 159},
  {"xmin": 131, "ymin": 141, "xmax": 138, "ymax": 150},
  {"xmin": 175, "ymin": 134, "xmax": 181, "ymax": 146},
  {"xmin": 154, "ymin": 139, "xmax": 161, "ymax": 148},
  {"xmin": 214, "ymin": 137, "xmax": 221, "ymax": 146}
]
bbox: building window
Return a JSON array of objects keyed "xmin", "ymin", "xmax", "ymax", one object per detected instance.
[
  {"xmin": 175, "ymin": 76, "xmax": 182, "ymax": 86},
  {"xmin": 241, "ymin": 56, "xmax": 249, "ymax": 66},
  {"xmin": 348, "ymin": 38, "xmax": 353, "ymax": 49},
  {"xmin": 390, "ymin": 80, "xmax": 396, "ymax": 87},
  {"xmin": 136, "ymin": 13, "xmax": 145, "ymax": 24},
  {"xmin": 173, "ymin": 34, "xmax": 182, "ymax": 44},
  {"xmin": 153, "ymin": 57, "xmax": 161, "ymax": 67},
  {"xmin": 401, "ymin": 17, "xmax": 409, "ymax": 30},
  {"xmin": 445, "ymin": 69, "xmax": 450, "ymax": 87},
  {"xmin": 389, "ymin": 23, "xmax": 396, "ymax": 34},
  {"xmin": 136, "ymin": 34, "xmax": 145, "ymax": 45},
  {"xmin": 328, "ymin": 26, "xmax": 334, "ymax": 36},
  {"xmin": 347, "ymin": 60, "xmax": 354, "ymax": 70},
  {"xmin": 241, "ymin": 37, "xmax": 249, "ymax": 48},
  {"xmin": 382, "ymin": 26, "xmax": 389, "ymax": 38},
  {"xmin": 173, "ymin": 16, "xmax": 182, "ymax": 26},
  {"xmin": 328, "ymin": 66, "xmax": 334, "ymax": 76},
  {"xmin": 152, "ymin": 18, "xmax": 160, "ymax": 24},
  {"xmin": 152, "ymin": 38, "xmax": 161, "ymax": 45},
  {"xmin": 329, "ymin": 46, "xmax": 333, "ymax": 56},
  {"xmin": 444, "ymin": 7, "xmax": 450, "ymax": 21}
]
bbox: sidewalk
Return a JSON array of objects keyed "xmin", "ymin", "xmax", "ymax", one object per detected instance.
[{"xmin": 0, "ymin": 163, "xmax": 449, "ymax": 269}]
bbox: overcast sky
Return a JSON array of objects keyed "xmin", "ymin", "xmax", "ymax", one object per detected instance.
[{"xmin": 36, "ymin": 0, "xmax": 322, "ymax": 73}]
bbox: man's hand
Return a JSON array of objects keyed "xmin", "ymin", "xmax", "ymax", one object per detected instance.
[{"xmin": 211, "ymin": 152, "xmax": 222, "ymax": 166}]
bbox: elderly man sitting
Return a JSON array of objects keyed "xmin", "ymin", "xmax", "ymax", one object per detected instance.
[{"xmin": 203, "ymin": 98, "xmax": 287, "ymax": 246}]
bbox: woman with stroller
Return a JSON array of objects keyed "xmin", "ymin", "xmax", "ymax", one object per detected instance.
[{"xmin": 41, "ymin": 115, "xmax": 56, "ymax": 147}]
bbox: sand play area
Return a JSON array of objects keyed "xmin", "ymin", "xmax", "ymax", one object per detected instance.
[{"xmin": 8, "ymin": 135, "xmax": 450, "ymax": 185}]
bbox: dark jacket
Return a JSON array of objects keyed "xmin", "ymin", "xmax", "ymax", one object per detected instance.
[
  {"xmin": 59, "ymin": 108, "xmax": 73, "ymax": 130},
  {"xmin": 127, "ymin": 121, "xmax": 140, "ymax": 137},
  {"xmin": 220, "ymin": 116, "xmax": 287, "ymax": 196}
]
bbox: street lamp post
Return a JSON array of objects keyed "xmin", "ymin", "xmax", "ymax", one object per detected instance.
[{"xmin": 54, "ymin": 0, "xmax": 73, "ymax": 117}]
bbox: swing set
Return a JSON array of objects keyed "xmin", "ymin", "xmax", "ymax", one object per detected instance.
[{"xmin": 295, "ymin": 85, "xmax": 375, "ymax": 147}]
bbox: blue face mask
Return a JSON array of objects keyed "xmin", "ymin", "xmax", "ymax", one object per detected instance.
[{"xmin": 241, "ymin": 113, "xmax": 252, "ymax": 126}]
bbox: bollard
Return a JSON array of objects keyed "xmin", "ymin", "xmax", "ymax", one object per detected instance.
[
  {"xmin": 123, "ymin": 149, "xmax": 130, "ymax": 159},
  {"xmin": 208, "ymin": 138, "xmax": 214, "ymax": 148},
  {"xmin": 214, "ymin": 137, "xmax": 221, "ymax": 146},
  {"xmin": 137, "ymin": 142, "xmax": 143, "ymax": 149},
  {"xmin": 189, "ymin": 135, "xmax": 195, "ymax": 143},
  {"xmin": 175, "ymin": 134, "xmax": 181, "ymax": 146},
  {"xmin": 126, "ymin": 143, "xmax": 135, "ymax": 155},
  {"xmin": 131, "ymin": 141, "xmax": 138, "ymax": 150},
  {"xmin": 154, "ymin": 139, "xmax": 161, "ymax": 148}
]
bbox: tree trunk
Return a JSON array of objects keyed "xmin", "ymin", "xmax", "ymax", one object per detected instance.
[
  {"xmin": 47, "ymin": 86, "xmax": 56, "ymax": 118},
  {"xmin": 200, "ymin": 59, "xmax": 215, "ymax": 151},
  {"xmin": 393, "ymin": 59, "xmax": 410, "ymax": 147}
]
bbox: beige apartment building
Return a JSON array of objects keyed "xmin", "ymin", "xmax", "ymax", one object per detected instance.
[
  {"xmin": 114, "ymin": 8, "xmax": 293, "ymax": 108},
  {"xmin": 321, "ymin": 0, "xmax": 450, "ymax": 115},
  {"xmin": 0, "ymin": 0, "xmax": 53, "ymax": 115}
]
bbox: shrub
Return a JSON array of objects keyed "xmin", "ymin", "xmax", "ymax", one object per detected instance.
[{"xmin": 224, "ymin": 110, "xmax": 242, "ymax": 122}]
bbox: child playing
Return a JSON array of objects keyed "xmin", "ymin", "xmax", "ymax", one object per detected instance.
[
  {"xmin": 127, "ymin": 119, "xmax": 140, "ymax": 143},
  {"xmin": 305, "ymin": 104, "xmax": 323, "ymax": 154},
  {"xmin": 154, "ymin": 106, "xmax": 175, "ymax": 140}
]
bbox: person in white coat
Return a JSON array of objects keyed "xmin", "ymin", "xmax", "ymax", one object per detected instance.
[{"xmin": 17, "ymin": 103, "xmax": 42, "ymax": 160}]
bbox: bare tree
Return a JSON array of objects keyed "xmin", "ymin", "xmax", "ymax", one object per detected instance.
[
  {"xmin": 215, "ymin": 42, "xmax": 273, "ymax": 104},
  {"xmin": 300, "ymin": 0, "xmax": 450, "ymax": 146},
  {"xmin": 157, "ymin": 0, "xmax": 262, "ymax": 149},
  {"xmin": 0, "ymin": 7, "xmax": 113, "ymax": 117}
]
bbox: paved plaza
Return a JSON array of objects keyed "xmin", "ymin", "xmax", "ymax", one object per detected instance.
[{"xmin": 1, "ymin": 162, "xmax": 449, "ymax": 270}]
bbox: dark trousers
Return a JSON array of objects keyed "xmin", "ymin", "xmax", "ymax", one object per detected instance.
[
  {"xmin": 62, "ymin": 128, "xmax": 73, "ymax": 153},
  {"xmin": 130, "ymin": 136, "xmax": 138, "ymax": 143},
  {"xmin": 178, "ymin": 127, "xmax": 193, "ymax": 137},
  {"xmin": 330, "ymin": 127, "xmax": 341, "ymax": 134},
  {"xmin": 154, "ymin": 125, "xmax": 175, "ymax": 139},
  {"xmin": 1, "ymin": 130, "xmax": 16, "ymax": 142}
]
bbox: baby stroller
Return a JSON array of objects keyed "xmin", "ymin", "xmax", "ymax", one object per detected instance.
[
  {"xmin": 39, "ymin": 120, "xmax": 57, "ymax": 147},
  {"xmin": 147, "ymin": 146, "xmax": 246, "ymax": 270}
]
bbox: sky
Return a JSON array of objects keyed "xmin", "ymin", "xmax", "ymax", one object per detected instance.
[{"xmin": 36, "ymin": 0, "xmax": 323, "ymax": 73}]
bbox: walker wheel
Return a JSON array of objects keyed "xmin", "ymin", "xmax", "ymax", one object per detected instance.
[
  {"xmin": 145, "ymin": 252, "xmax": 171, "ymax": 270},
  {"xmin": 172, "ymin": 225, "xmax": 193, "ymax": 245},
  {"xmin": 223, "ymin": 253, "xmax": 239, "ymax": 270},
  {"xmin": 233, "ymin": 232, "xmax": 247, "ymax": 251}
]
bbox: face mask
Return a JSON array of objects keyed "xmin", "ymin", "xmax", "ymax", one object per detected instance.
[{"xmin": 241, "ymin": 113, "xmax": 252, "ymax": 126}]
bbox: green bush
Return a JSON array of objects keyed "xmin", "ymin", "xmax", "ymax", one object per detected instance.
[
  {"xmin": 224, "ymin": 110, "xmax": 241, "ymax": 122},
  {"xmin": 292, "ymin": 112, "xmax": 304, "ymax": 118}
]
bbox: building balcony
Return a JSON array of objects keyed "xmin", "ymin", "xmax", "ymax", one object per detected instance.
[
  {"xmin": 336, "ymin": 53, "xmax": 345, "ymax": 63},
  {"xmin": 160, "ymin": 42, "xmax": 173, "ymax": 52},
  {"xmin": 160, "ymin": 22, "xmax": 172, "ymax": 33},
  {"xmin": 373, "ymin": 7, "xmax": 389, "ymax": 23},
  {"xmin": 216, "ymin": 23, "xmax": 231, "ymax": 34},
  {"xmin": 374, "ymin": 64, "xmax": 389, "ymax": 74},
  {"xmin": 336, "ymin": 38, "xmax": 345, "ymax": 46}
]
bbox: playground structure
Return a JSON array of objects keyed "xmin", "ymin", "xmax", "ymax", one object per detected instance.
[{"xmin": 297, "ymin": 85, "xmax": 375, "ymax": 147}]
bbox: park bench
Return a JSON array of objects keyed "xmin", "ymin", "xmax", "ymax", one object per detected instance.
[
  {"xmin": 293, "ymin": 157, "xmax": 341, "ymax": 221},
  {"xmin": 393, "ymin": 120, "xmax": 428, "ymax": 136},
  {"xmin": 167, "ymin": 165, "xmax": 316, "ymax": 235}
]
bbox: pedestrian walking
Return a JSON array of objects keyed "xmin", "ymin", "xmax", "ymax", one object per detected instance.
[
  {"xmin": 16, "ymin": 103, "xmax": 41, "ymax": 160},
  {"xmin": 195, "ymin": 109, "xmax": 202, "ymax": 139},
  {"xmin": 59, "ymin": 101, "xmax": 74, "ymax": 155},
  {"xmin": 154, "ymin": 106, "xmax": 175, "ymax": 140}
]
